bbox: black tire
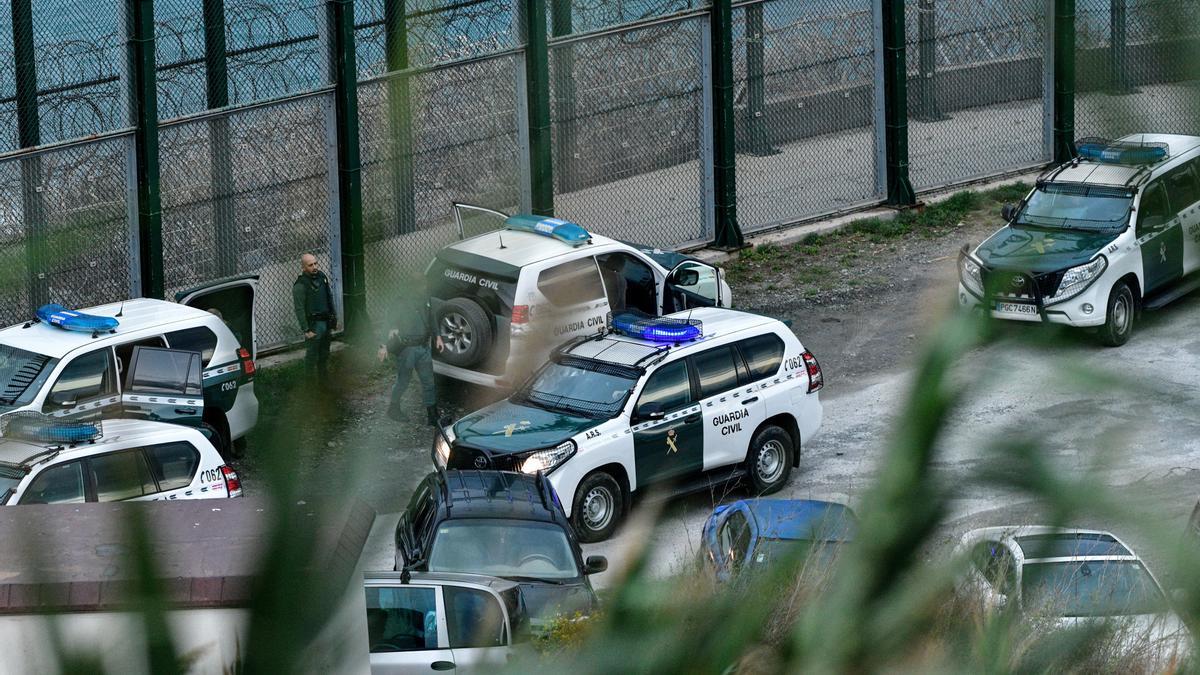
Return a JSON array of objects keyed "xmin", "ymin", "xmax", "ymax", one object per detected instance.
[
  {"xmin": 745, "ymin": 425, "xmax": 793, "ymax": 495},
  {"xmin": 1099, "ymin": 281, "xmax": 1135, "ymax": 347},
  {"xmin": 435, "ymin": 298, "xmax": 493, "ymax": 368},
  {"xmin": 202, "ymin": 422, "xmax": 232, "ymax": 463},
  {"xmin": 572, "ymin": 471, "xmax": 625, "ymax": 543}
]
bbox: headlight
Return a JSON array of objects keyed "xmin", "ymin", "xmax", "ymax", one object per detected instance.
[
  {"xmin": 520, "ymin": 440, "xmax": 576, "ymax": 474},
  {"xmin": 1045, "ymin": 256, "xmax": 1107, "ymax": 305},
  {"xmin": 959, "ymin": 254, "xmax": 984, "ymax": 298},
  {"xmin": 433, "ymin": 433, "xmax": 451, "ymax": 468}
]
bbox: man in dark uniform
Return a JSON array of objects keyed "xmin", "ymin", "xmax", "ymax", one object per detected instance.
[
  {"xmin": 293, "ymin": 253, "xmax": 337, "ymax": 378},
  {"xmin": 378, "ymin": 279, "xmax": 444, "ymax": 425}
]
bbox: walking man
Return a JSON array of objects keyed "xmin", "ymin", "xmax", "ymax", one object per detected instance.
[
  {"xmin": 378, "ymin": 281, "xmax": 444, "ymax": 425},
  {"xmin": 293, "ymin": 253, "xmax": 337, "ymax": 378}
]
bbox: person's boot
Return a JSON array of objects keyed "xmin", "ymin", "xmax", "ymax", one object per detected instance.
[{"xmin": 426, "ymin": 405, "xmax": 440, "ymax": 426}]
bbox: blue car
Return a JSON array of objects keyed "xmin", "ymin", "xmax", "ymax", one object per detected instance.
[{"xmin": 701, "ymin": 499, "xmax": 857, "ymax": 582}]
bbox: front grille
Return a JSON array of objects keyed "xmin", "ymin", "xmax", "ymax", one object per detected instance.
[
  {"xmin": 983, "ymin": 268, "xmax": 1064, "ymax": 302},
  {"xmin": 447, "ymin": 445, "xmax": 521, "ymax": 472}
]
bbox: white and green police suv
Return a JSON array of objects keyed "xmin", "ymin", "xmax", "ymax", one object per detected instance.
[
  {"xmin": 0, "ymin": 278, "xmax": 259, "ymax": 458},
  {"xmin": 432, "ymin": 308, "xmax": 824, "ymax": 542},
  {"xmin": 425, "ymin": 203, "xmax": 733, "ymax": 388},
  {"xmin": 958, "ymin": 134, "xmax": 1200, "ymax": 346}
]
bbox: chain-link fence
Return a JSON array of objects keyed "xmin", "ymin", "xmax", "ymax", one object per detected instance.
[
  {"xmin": 905, "ymin": 0, "xmax": 1048, "ymax": 190},
  {"xmin": 359, "ymin": 52, "xmax": 526, "ymax": 320},
  {"xmin": 733, "ymin": 0, "xmax": 880, "ymax": 233},
  {"xmin": 550, "ymin": 14, "xmax": 709, "ymax": 248},
  {"xmin": 1076, "ymin": 0, "xmax": 1200, "ymax": 139},
  {"xmin": 1, "ymin": 0, "xmax": 1197, "ymax": 347}
]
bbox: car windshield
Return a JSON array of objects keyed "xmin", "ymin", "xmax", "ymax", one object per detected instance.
[
  {"xmin": 0, "ymin": 465, "xmax": 24, "ymax": 504},
  {"xmin": 516, "ymin": 357, "xmax": 638, "ymax": 419},
  {"xmin": 1021, "ymin": 560, "xmax": 1166, "ymax": 617},
  {"xmin": 0, "ymin": 345, "xmax": 56, "ymax": 407},
  {"xmin": 428, "ymin": 519, "xmax": 581, "ymax": 580},
  {"xmin": 1016, "ymin": 185, "xmax": 1133, "ymax": 231}
]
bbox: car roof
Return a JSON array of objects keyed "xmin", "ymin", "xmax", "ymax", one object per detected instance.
[
  {"xmin": 435, "ymin": 470, "xmax": 559, "ymax": 522},
  {"xmin": 0, "ymin": 419, "xmax": 207, "ymax": 468},
  {"xmin": 444, "ymin": 228, "xmax": 622, "ymax": 269},
  {"xmin": 563, "ymin": 308, "xmax": 780, "ymax": 367},
  {"xmin": 1045, "ymin": 133, "xmax": 1200, "ymax": 187},
  {"xmin": 742, "ymin": 499, "xmax": 857, "ymax": 542},
  {"xmin": 0, "ymin": 298, "xmax": 212, "ymax": 360},
  {"xmin": 963, "ymin": 526, "xmax": 1137, "ymax": 562},
  {"xmin": 364, "ymin": 570, "xmax": 522, "ymax": 594}
]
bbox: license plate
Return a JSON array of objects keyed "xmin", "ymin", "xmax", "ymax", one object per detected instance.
[{"xmin": 994, "ymin": 301, "xmax": 1037, "ymax": 316}]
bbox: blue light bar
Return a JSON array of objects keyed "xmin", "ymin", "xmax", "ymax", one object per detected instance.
[
  {"xmin": 611, "ymin": 312, "xmax": 702, "ymax": 342},
  {"xmin": 504, "ymin": 215, "xmax": 591, "ymax": 246},
  {"xmin": 6, "ymin": 416, "xmax": 102, "ymax": 444},
  {"xmin": 35, "ymin": 304, "xmax": 120, "ymax": 333},
  {"xmin": 1075, "ymin": 138, "xmax": 1168, "ymax": 165}
]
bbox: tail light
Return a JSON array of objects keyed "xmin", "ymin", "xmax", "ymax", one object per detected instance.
[
  {"xmin": 802, "ymin": 350, "xmax": 823, "ymax": 393},
  {"xmin": 511, "ymin": 305, "xmax": 530, "ymax": 325},
  {"xmin": 221, "ymin": 465, "xmax": 243, "ymax": 498},
  {"xmin": 237, "ymin": 347, "xmax": 256, "ymax": 376}
]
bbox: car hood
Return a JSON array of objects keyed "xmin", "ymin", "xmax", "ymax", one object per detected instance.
[
  {"xmin": 975, "ymin": 225, "xmax": 1119, "ymax": 273},
  {"xmin": 453, "ymin": 399, "xmax": 601, "ymax": 455},
  {"xmin": 516, "ymin": 580, "xmax": 597, "ymax": 628}
]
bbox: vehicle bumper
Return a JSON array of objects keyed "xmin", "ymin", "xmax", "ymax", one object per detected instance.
[{"xmin": 956, "ymin": 283, "xmax": 1108, "ymax": 328}]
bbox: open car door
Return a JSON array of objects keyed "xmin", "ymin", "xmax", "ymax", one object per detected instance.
[
  {"xmin": 662, "ymin": 260, "xmax": 725, "ymax": 314},
  {"xmin": 120, "ymin": 346, "xmax": 204, "ymax": 428},
  {"xmin": 175, "ymin": 274, "xmax": 258, "ymax": 359},
  {"xmin": 453, "ymin": 202, "xmax": 510, "ymax": 240}
]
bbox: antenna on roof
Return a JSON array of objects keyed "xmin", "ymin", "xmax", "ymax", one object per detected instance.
[
  {"xmin": 498, "ymin": 232, "xmax": 507, "ymax": 250},
  {"xmin": 115, "ymin": 300, "xmax": 125, "ymax": 318}
]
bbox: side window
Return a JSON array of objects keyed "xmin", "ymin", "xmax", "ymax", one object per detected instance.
[
  {"xmin": 738, "ymin": 335, "xmax": 785, "ymax": 382},
  {"xmin": 443, "ymin": 586, "xmax": 506, "ymax": 649},
  {"xmin": 971, "ymin": 541, "xmax": 1017, "ymax": 596},
  {"xmin": 89, "ymin": 450, "xmax": 158, "ymax": 501},
  {"xmin": 596, "ymin": 252, "xmax": 657, "ymax": 315},
  {"xmin": 1165, "ymin": 164, "xmax": 1200, "ymax": 213},
  {"xmin": 1137, "ymin": 182, "xmax": 1171, "ymax": 235},
  {"xmin": 144, "ymin": 442, "xmax": 201, "ymax": 491},
  {"xmin": 20, "ymin": 461, "xmax": 86, "ymax": 504},
  {"xmin": 164, "ymin": 327, "xmax": 219, "ymax": 366},
  {"xmin": 126, "ymin": 347, "xmax": 203, "ymax": 397},
  {"xmin": 114, "ymin": 337, "xmax": 167, "ymax": 379},
  {"xmin": 635, "ymin": 360, "xmax": 692, "ymax": 417},
  {"xmin": 537, "ymin": 258, "xmax": 607, "ymax": 307},
  {"xmin": 719, "ymin": 510, "xmax": 751, "ymax": 567},
  {"xmin": 691, "ymin": 346, "xmax": 739, "ymax": 400},
  {"xmin": 45, "ymin": 349, "xmax": 117, "ymax": 410},
  {"xmin": 364, "ymin": 586, "xmax": 440, "ymax": 653}
]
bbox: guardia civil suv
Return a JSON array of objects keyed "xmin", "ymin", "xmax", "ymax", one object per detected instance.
[
  {"xmin": 432, "ymin": 308, "xmax": 824, "ymax": 542},
  {"xmin": 958, "ymin": 134, "xmax": 1200, "ymax": 346},
  {"xmin": 0, "ymin": 277, "xmax": 259, "ymax": 458},
  {"xmin": 426, "ymin": 204, "xmax": 733, "ymax": 388}
]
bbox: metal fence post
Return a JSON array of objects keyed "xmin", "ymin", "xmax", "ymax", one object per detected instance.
[
  {"xmin": 1053, "ymin": 0, "xmax": 1076, "ymax": 162},
  {"xmin": 1042, "ymin": 0, "xmax": 1056, "ymax": 162},
  {"xmin": 745, "ymin": 3, "xmax": 775, "ymax": 156},
  {"xmin": 914, "ymin": 0, "xmax": 944, "ymax": 122},
  {"xmin": 12, "ymin": 0, "xmax": 48, "ymax": 310},
  {"xmin": 521, "ymin": 0, "xmax": 554, "ymax": 215},
  {"xmin": 327, "ymin": 0, "xmax": 368, "ymax": 336},
  {"xmin": 881, "ymin": 0, "xmax": 916, "ymax": 207},
  {"xmin": 710, "ymin": 0, "xmax": 744, "ymax": 249},
  {"xmin": 126, "ymin": 0, "xmax": 165, "ymax": 299},
  {"xmin": 385, "ymin": 0, "xmax": 417, "ymax": 234},
  {"xmin": 204, "ymin": 0, "xmax": 237, "ymax": 278},
  {"xmin": 1109, "ymin": 0, "xmax": 1130, "ymax": 93},
  {"xmin": 551, "ymin": 0, "xmax": 577, "ymax": 192}
]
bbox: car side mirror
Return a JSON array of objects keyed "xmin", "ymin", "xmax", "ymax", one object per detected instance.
[
  {"xmin": 583, "ymin": 556, "xmax": 608, "ymax": 575},
  {"xmin": 636, "ymin": 403, "xmax": 665, "ymax": 423},
  {"xmin": 49, "ymin": 392, "xmax": 77, "ymax": 407},
  {"xmin": 673, "ymin": 268, "xmax": 700, "ymax": 287},
  {"xmin": 1001, "ymin": 203, "xmax": 1017, "ymax": 222},
  {"xmin": 1142, "ymin": 215, "xmax": 1167, "ymax": 231}
]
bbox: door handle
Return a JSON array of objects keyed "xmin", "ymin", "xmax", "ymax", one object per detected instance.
[
  {"xmin": 430, "ymin": 661, "xmax": 455, "ymax": 671},
  {"xmin": 684, "ymin": 413, "xmax": 701, "ymax": 423},
  {"xmin": 174, "ymin": 407, "xmax": 197, "ymax": 415},
  {"xmin": 742, "ymin": 397, "xmax": 759, "ymax": 405}
]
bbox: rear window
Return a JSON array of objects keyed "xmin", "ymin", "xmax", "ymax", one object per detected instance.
[
  {"xmin": 144, "ymin": 442, "xmax": 201, "ymax": 491},
  {"xmin": 738, "ymin": 335, "xmax": 785, "ymax": 381},
  {"xmin": 0, "ymin": 346, "xmax": 56, "ymax": 407},
  {"xmin": 427, "ymin": 258, "xmax": 518, "ymax": 315},
  {"xmin": 165, "ymin": 327, "xmax": 219, "ymax": 365}
]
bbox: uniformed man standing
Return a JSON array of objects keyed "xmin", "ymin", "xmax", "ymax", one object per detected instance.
[
  {"xmin": 378, "ymin": 282, "xmax": 444, "ymax": 425},
  {"xmin": 293, "ymin": 253, "xmax": 337, "ymax": 378}
]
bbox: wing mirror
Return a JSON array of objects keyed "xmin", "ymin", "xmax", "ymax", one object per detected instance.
[
  {"xmin": 673, "ymin": 268, "xmax": 700, "ymax": 287},
  {"xmin": 49, "ymin": 392, "xmax": 77, "ymax": 407},
  {"xmin": 1000, "ymin": 203, "xmax": 1018, "ymax": 222},
  {"xmin": 583, "ymin": 556, "xmax": 608, "ymax": 575}
]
